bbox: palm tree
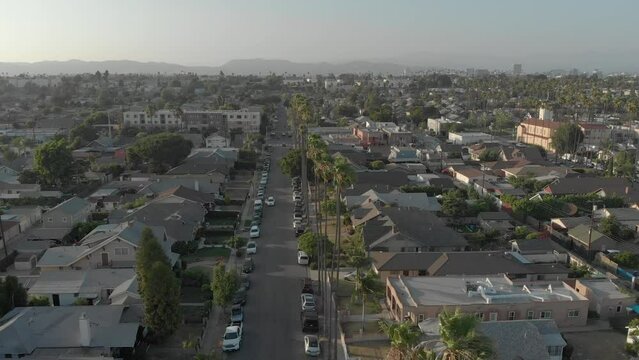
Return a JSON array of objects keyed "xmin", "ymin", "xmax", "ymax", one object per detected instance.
[
  {"xmin": 423, "ymin": 310, "xmax": 494, "ymax": 360},
  {"xmin": 315, "ymin": 154, "xmax": 334, "ymax": 339},
  {"xmin": 330, "ymin": 155, "xmax": 355, "ymax": 359},
  {"xmin": 353, "ymin": 270, "xmax": 375, "ymax": 334},
  {"xmin": 378, "ymin": 320, "xmax": 428, "ymax": 360}
]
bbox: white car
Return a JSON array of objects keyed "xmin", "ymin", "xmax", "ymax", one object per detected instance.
[
  {"xmin": 304, "ymin": 335, "xmax": 320, "ymax": 356},
  {"xmin": 293, "ymin": 220, "xmax": 302, "ymax": 229},
  {"xmin": 257, "ymin": 189, "xmax": 265, "ymax": 199},
  {"xmin": 222, "ymin": 324, "xmax": 243, "ymax": 352},
  {"xmin": 249, "ymin": 225, "xmax": 260, "ymax": 238},
  {"xmin": 297, "ymin": 251, "xmax": 309, "ymax": 265},
  {"xmin": 246, "ymin": 241, "xmax": 257, "ymax": 254},
  {"xmin": 301, "ymin": 293, "xmax": 316, "ymax": 311},
  {"xmin": 265, "ymin": 196, "xmax": 275, "ymax": 206}
]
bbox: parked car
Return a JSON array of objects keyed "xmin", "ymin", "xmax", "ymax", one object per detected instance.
[
  {"xmin": 222, "ymin": 323, "xmax": 243, "ymax": 352},
  {"xmin": 301, "ymin": 293, "xmax": 316, "ymax": 311},
  {"xmin": 239, "ymin": 275, "xmax": 250, "ymax": 290},
  {"xmin": 265, "ymin": 196, "xmax": 275, "ymax": 206},
  {"xmin": 301, "ymin": 310, "xmax": 319, "ymax": 333},
  {"xmin": 242, "ymin": 258, "xmax": 255, "ymax": 273},
  {"xmin": 257, "ymin": 189, "xmax": 265, "ymax": 199},
  {"xmin": 252, "ymin": 215, "xmax": 262, "ymax": 225},
  {"xmin": 295, "ymin": 226, "xmax": 305, "ymax": 237},
  {"xmin": 298, "ymin": 251, "xmax": 310, "ymax": 265},
  {"xmin": 230, "ymin": 304, "xmax": 244, "ymax": 322},
  {"xmin": 293, "ymin": 213, "xmax": 303, "ymax": 221},
  {"xmin": 250, "ymin": 225, "xmax": 260, "ymax": 238},
  {"xmin": 233, "ymin": 288, "xmax": 247, "ymax": 305},
  {"xmin": 293, "ymin": 220, "xmax": 302, "ymax": 229},
  {"xmin": 304, "ymin": 334, "xmax": 320, "ymax": 355},
  {"xmin": 253, "ymin": 199, "xmax": 263, "ymax": 210},
  {"xmin": 246, "ymin": 241, "xmax": 257, "ymax": 254}
]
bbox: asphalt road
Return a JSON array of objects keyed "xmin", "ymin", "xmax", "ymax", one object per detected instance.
[{"xmin": 229, "ymin": 106, "xmax": 311, "ymax": 359}]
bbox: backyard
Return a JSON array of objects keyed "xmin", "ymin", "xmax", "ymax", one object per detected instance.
[
  {"xmin": 347, "ymin": 341, "xmax": 391, "ymax": 360},
  {"xmin": 335, "ymin": 279, "xmax": 384, "ymax": 315}
]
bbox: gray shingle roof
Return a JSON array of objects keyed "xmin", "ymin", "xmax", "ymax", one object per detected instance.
[
  {"xmin": 49, "ymin": 196, "xmax": 90, "ymax": 215},
  {"xmin": 478, "ymin": 320, "xmax": 565, "ymax": 360},
  {"xmin": 0, "ymin": 306, "xmax": 138, "ymax": 355},
  {"xmin": 371, "ymin": 251, "xmax": 568, "ymax": 276}
]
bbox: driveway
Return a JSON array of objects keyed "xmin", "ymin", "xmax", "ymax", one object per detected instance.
[{"xmin": 228, "ymin": 106, "xmax": 312, "ymax": 359}]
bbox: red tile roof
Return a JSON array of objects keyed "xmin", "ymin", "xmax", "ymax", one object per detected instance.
[{"xmin": 519, "ymin": 118, "xmax": 563, "ymax": 130}]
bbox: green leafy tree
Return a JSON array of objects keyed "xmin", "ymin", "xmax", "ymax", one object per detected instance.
[
  {"xmin": 369, "ymin": 160, "xmax": 385, "ymax": 170},
  {"xmin": 441, "ymin": 189, "xmax": 469, "ymax": 217},
  {"xmin": 611, "ymin": 251, "xmax": 639, "ymax": 269},
  {"xmin": 279, "ymin": 148, "xmax": 303, "ymax": 178},
  {"xmin": 0, "ymin": 276, "xmax": 28, "ymax": 316},
  {"xmin": 66, "ymin": 221, "xmax": 103, "ymax": 243},
  {"xmin": 127, "ymin": 133, "xmax": 193, "ymax": 173},
  {"xmin": 27, "ymin": 296, "xmax": 50, "ymax": 306},
  {"xmin": 69, "ymin": 123, "xmax": 98, "ymax": 145},
  {"xmin": 34, "ymin": 138, "xmax": 73, "ymax": 186},
  {"xmin": 478, "ymin": 149, "xmax": 500, "ymax": 162},
  {"xmin": 135, "ymin": 228, "xmax": 169, "ymax": 294},
  {"xmin": 493, "ymin": 109, "xmax": 513, "ymax": 132},
  {"xmin": 211, "ymin": 263, "xmax": 238, "ymax": 309},
  {"xmin": 143, "ymin": 261, "xmax": 181, "ymax": 338},
  {"xmin": 613, "ymin": 150, "xmax": 636, "ymax": 179},
  {"xmin": 599, "ymin": 215, "xmax": 622, "ymax": 239},
  {"xmin": 298, "ymin": 232, "xmax": 319, "ymax": 259},
  {"xmin": 550, "ymin": 123, "xmax": 584, "ymax": 155}
]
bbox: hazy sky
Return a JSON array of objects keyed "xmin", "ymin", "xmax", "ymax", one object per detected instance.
[{"xmin": 1, "ymin": 0, "xmax": 638, "ymax": 68}]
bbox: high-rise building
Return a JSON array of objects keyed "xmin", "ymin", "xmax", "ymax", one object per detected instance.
[{"xmin": 513, "ymin": 64, "xmax": 522, "ymax": 76}]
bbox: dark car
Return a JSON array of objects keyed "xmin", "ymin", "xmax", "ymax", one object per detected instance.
[
  {"xmin": 295, "ymin": 226, "xmax": 305, "ymax": 237},
  {"xmin": 301, "ymin": 310, "xmax": 319, "ymax": 333},
  {"xmin": 232, "ymin": 288, "xmax": 247, "ymax": 306},
  {"xmin": 242, "ymin": 257, "xmax": 255, "ymax": 273}
]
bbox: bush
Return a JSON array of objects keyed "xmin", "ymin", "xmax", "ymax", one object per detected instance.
[
  {"xmin": 172, "ymin": 241, "xmax": 199, "ymax": 255},
  {"xmin": 182, "ymin": 268, "xmax": 210, "ymax": 287}
]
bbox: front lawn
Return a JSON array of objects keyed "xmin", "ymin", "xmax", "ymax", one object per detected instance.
[
  {"xmin": 347, "ymin": 341, "xmax": 390, "ymax": 360},
  {"xmin": 183, "ymin": 247, "xmax": 231, "ymax": 262},
  {"xmin": 342, "ymin": 321, "xmax": 381, "ymax": 338}
]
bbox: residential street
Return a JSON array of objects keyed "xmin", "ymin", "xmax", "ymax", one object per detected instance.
[{"xmin": 228, "ymin": 107, "xmax": 311, "ymax": 359}]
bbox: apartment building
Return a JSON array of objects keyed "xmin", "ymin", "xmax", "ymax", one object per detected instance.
[
  {"xmin": 386, "ymin": 275, "xmax": 589, "ymax": 327},
  {"xmin": 352, "ymin": 120, "xmax": 412, "ymax": 147},
  {"xmin": 125, "ymin": 108, "xmax": 261, "ymax": 134},
  {"xmin": 123, "ymin": 109, "xmax": 182, "ymax": 129},
  {"xmin": 516, "ymin": 119, "xmax": 562, "ymax": 151}
]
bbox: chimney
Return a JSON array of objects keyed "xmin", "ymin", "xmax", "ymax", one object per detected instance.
[
  {"xmin": 79, "ymin": 312, "xmax": 91, "ymax": 347},
  {"xmin": 195, "ymin": 180, "xmax": 200, "ymax": 192}
]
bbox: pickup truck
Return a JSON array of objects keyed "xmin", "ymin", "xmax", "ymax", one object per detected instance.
[{"xmin": 222, "ymin": 322, "xmax": 243, "ymax": 352}]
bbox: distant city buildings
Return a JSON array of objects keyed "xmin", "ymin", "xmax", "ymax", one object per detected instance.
[{"xmin": 513, "ymin": 63, "xmax": 523, "ymax": 76}]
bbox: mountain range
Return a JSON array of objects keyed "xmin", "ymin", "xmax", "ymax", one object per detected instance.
[
  {"xmin": 2, "ymin": 51, "xmax": 639, "ymax": 76},
  {"xmin": 0, "ymin": 59, "xmax": 412, "ymax": 76}
]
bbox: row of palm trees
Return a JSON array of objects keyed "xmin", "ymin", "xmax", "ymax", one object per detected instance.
[{"xmin": 289, "ymin": 95, "xmax": 492, "ymax": 360}]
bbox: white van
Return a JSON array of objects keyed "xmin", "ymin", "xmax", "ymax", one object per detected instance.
[{"xmin": 297, "ymin": 251, "xmax": 309, "ymax": 265}]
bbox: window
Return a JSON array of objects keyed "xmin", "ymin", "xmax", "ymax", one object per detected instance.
[
  {"xmin": 62, "ymin": 217, "xmax": 67, "ymax": 223},
  {"xmin": 418, "ymin": 270, "xmax": 427, "ymax": 276},
  {"xmin": 418, "ymin": 314, "xmax": 425, "ymax": 322},
  {"xmin": 114, "ymin": 248, "xmax": 129, "ymax": 256},
  {"xmin": 526, "ymin": 310, "xmax": 534, "ymax": 320},
  {"xmin": 568, "ymin": 310, "xmax": 580, "ymax": 318},
  {"xmin": 508, "ymin": 311, "xmax": 516, "ymax": 320},
  {"xmin": 47, "ymin": 217, "xmax": 53, "ymax": 223},
  {"xmin": 617, "ymin": 305, "xmax": 622, "ymax": 313},
  {"xmin": 547, "ymin": 346, "xmax": 563, "ymax": 356},
  {"xmin": 474, "ymin": 312, "xmax": 484, "ymax": 320},
  {"xmin": 402, "ymin": 270, "xmax": 410, "ymax": 276},
  {"xmin": 540, "ymin": 310, "xmax": 552, "ymax": 319},
  {"xmin": 489, "ymin": 312, "xmax": 498, "ymax": 321}
]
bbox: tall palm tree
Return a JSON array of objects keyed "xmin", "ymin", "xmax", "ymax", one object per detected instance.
[
  {"xmin": 315, "ymin": 155, "xmax": 334, "ymax": 340},
  {"xmin": 330, "ymin": 155, "xmax": 355, "ymax": 359},
  {"xmin": 353, "ymin": 270, "xmax": 375, "ymax": 334}
]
